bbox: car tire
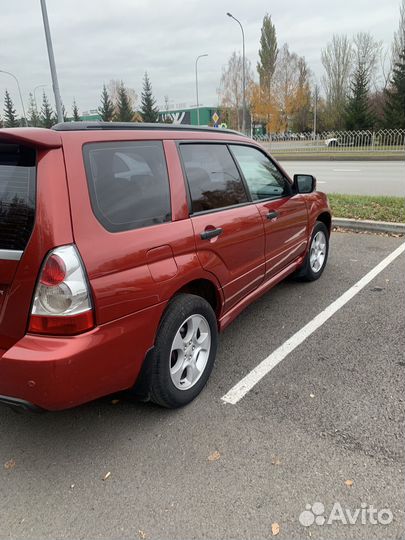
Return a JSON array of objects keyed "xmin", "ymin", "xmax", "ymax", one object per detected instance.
[
  {"xmin": 295, "ymin": 221, "xmax": 329, "ymax": 281},
  {"xmin": 149, "ymin": 294, "xmax": 218, "ymax": 408}
]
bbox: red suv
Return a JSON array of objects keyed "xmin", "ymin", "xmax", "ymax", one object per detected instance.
[{"xmin": 0, "ymin": 123, "xmax": 331, "ymax": 411}]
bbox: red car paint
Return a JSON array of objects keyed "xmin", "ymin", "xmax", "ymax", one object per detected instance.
[{"xmin": 0, "ymin": 126, "xmax": 331, "ymax": 410}]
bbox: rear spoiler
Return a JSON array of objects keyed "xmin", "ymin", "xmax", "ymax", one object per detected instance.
[{"xmin": 0, "ymin": 127, "xmax": 62, "ymax": 148}]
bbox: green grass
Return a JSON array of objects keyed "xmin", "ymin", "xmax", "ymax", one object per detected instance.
[{"xmin": 328, "ymin": 193, "xmax": 405, "ymax": 223}]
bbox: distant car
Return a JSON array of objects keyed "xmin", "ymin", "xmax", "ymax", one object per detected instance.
[
  {"xmin": 325, "ymin": 137, "xmax": 339, "ymax": 147},
  {"xmin": 0, "ymin": 122, "xmax": 331, "ymax": 411}
]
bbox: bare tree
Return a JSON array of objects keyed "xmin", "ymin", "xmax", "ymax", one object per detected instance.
[
  {"xmin": 219, "ymin": 52, "xmax": 253, "ymax": 131},
  {"xmin": 353, "ymin": 32, "xmax": 382, "ymax": 85},
  {"xmin": 321, "ymin": 34, "xmax": 353, "ymax": 129},
  {"xmin": 107, "ymin": 79, "xmax": 137, "ymax": 115},
  {"xmin": 392, "ymin": 0, "xmax": 405, "ymax": 66}
]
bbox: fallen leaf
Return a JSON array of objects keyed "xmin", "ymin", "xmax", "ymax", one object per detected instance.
[
  {"xmin": 271, "ymin": 522, "xmax": 280, "ymax": 536},
  {"xmin": 4, "ymin": 459, "xmax": 16, "ymax": 470},
  {"xmin": 111, "ymin": 399, "xmax": 120, "ymax": 405},
  {"xmin": 70, "ymin": 484, "xmax": 75, "ymax": 489},
  {"xmin": 309, "ymin": 393, "xmax": 315, "ymax": 398},
  {"xmin": 271, "ymin": 457, "xmax": 282, "ymax": 465},
  {"xmin": 208, "ymin": 451, "xmax": 221, "ymax": 462},
  {"xmin": 345, "ymin": 479, "xmax": 353, "ymax": 487},
  {"xmin": 102, "ymin": 471, "xmax": 111, "ymax": 481},
  {"xmin": 138, "ymin": 530, "xmax": 147, "ymax": 539}
]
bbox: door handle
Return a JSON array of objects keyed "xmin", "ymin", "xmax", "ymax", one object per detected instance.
[
  {"xmin": 266, "ymin": 210, "xmax": 279, "ymax": 220},
  {"xmin": 200, "ymin": 227, "xmax": 223, "ymax": 240}
]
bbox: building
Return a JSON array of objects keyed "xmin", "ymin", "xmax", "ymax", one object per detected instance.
[{"xmin": 159, "ymin": 106, "xmax": 224, "ymax": 126}]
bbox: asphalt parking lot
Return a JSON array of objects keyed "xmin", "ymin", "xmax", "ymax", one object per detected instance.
[{"xmin": 1, "ymin": 231, "xmax": 404, "ymax": 540}]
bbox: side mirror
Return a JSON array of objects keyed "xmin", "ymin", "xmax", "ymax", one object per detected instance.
[{"xmin": 293, "ymin": 174, "xmax": 316, "ymax": 194}]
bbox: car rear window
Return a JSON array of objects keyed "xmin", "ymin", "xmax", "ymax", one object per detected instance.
[
  {"xmin": 83, "ymin": 141, "xmax": 171, "ymax": 232},
  {"xmin": 0, "ymin": 143, "xmax": 36, "ymax": 251}
]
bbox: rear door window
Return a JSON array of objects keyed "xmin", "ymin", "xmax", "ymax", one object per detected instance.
[
  {"xmin": 83, "ymin": 141, "xmax": 171, "ymax": 232},
  {"xmin": 179, "ymin": 143, "xmax": 248, "ymax": 213},
  {"xmin": 0, "ymin": 143, "xmax": 36, "ymax": 252}
]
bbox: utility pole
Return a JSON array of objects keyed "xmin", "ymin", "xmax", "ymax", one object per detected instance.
[
  {"xmin": 227, "ymin": 12, "xmax": 246, "ymax": 134},
  {"xmin": 313, "ymin": 84, "xmax": 318, "ymax": 140},
  {"xmin": 195, "ymin": 54, "xmax": 208, "ymax": 126},
  {"xmin": 40, "ymin": 0, "xmax": 63, "ymax": 123}
]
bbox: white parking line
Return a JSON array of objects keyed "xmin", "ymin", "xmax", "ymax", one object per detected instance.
[{"xmin": 221, "ymin": 242, "xmax": 405, "ymax": 405}]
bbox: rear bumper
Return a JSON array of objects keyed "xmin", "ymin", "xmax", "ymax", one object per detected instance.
[{"xmin": 0, "ymin": 303, "xmax": 164, "ymax": 411}]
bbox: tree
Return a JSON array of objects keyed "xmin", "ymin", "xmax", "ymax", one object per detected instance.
[
  {"xmin": 291, "ymin": 57, "xmax": 312, "ymax": 132},
  {"xmin": 257, "ymin": 14, "xmax": 278, "ymax": 97},
  {"xmin": 114, "ymin": 81, "xmax": 134, "ymax": 122},
  {"xmin": 3, "ymin": 90, "xmax": 19, "ymax": 127},
  {"xmin": 27, "ymin": 93, "xmax": 40, "ymax": 127},
  {"xmin": 384, "ymin": 49, "xmax": 405, "ymax": 128},
  {"xmin": 392, "ymin": 0, "xmax": 405, "ymax": 68},
  {"xmin": 353, "ymin": 32, "xmax": 382, "ymax": 88},
  {"xmin": 345, "ymin": 63, "xmax": 375, "ymax": 130},
  {"xmin": 219, "ymin": 51, "xmax": 254, "ymax": 131},
  {"xmin": 140, "ymin": 72, "xmax": 159, "ymax": 122},
  {"xmin": 40, "ymin": 92, "xmax": 56, "ymax": 128},
  {"xmin": 72, "ymin": 99, "xmax": 80, "ymax": 121},
  {"xmin": 321, "ymin": 34, "xmax": 353, "ymax": 129},
  {"xmin": 98, "ymin": 84, "xmax": 114, "ymax": 121},
  {"xmin": 272, "ymin": 43, "xmax": 301, "ymax": 131}
]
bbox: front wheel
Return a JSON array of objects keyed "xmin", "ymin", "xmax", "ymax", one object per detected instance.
[
  {"xmin": 296, "ymin": 221, "xmax": 329, "ymax": 281},
  {"xmin": 149, "ymin": 294, "xmax": 218, "ymax": 408}
]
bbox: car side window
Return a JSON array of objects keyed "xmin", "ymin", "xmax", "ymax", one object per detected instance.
[
  {"xmin": 179, "ymin": 143, "xmax": 248, "ymax": 213},
  {"xmin": 230, "ymin": 145, "xmax": 292, "ymax": 201},
  {"xmin": 83, "ymin": 141, "xmax": 171, "ymax": 232}
]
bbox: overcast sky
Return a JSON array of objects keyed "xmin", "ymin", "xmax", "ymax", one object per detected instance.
[{"xmin": 0, "ymin": 0, "xmax": 401, "ymax": 117}]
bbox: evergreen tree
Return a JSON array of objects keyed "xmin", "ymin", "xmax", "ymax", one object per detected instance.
[
  {"xmin": 72, "ymin": 99, "xmax": 81, "ymax": 121},
  {"xmin": 140, "ymin": 72, "xmax": 159, "ymax": 122},
  {"xmin": 114, "ymin": 82, "xmax": 134, "ymax": 122},
  {"xmin": 384, "ymin": 49, "xmax": 405, "ymax": 128},
  {"xmin": 345, "ymin": 63, "xmax": 375, "ymax": 130},
  {"xmin": 3, "ymin": 90, "xmax": 19, "ymax": 127},
  {"xmin": 27, "ymin": 93, "xmax": 40, "ymax": 127},
  {"xmin": 98, "ymin": 84, "xmax": 114, "ymax": 121},
  {"xmin": 40, "ymin": 92, "xmax": 56, "ymax": 128},
  {"xmin": 257, "ymin": 14, "xmax": 278, "ymax": 96}
]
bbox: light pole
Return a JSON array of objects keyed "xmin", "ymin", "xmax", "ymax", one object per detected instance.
[
  {"xmin": 40, "ymin": 0, "xmax": 63, "ymax": 123},
  {"xmin": 313, "ymin": 84, "xmax": 318, "ymax": 141},
  {"xmin": 195, "ymin": 54, "xmax": 208, "ymax": 126},
  {"xmin": 227, "ymin": 12, "xmax": 246, "ymax": 134},
  {"xmin": 0, "ymin": 69, "xmax": 28, "ymax": 126},
  {"xmin": 34, "ymin": 84, "xmax": 47, "ymax": 111}
]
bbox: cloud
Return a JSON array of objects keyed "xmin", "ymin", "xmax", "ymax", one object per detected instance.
[{"xmin": 0, "ymin": 0, "xmax": 400, "ymax": 117}]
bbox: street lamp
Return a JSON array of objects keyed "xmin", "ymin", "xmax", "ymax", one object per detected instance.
[
  {"xmin": 227, "ymin": 12, "xmax": 246, "ymax": 134},
  {"xmin": 40, "ymin": 0, "xmax": 63, "ymax": 123},
  {"xmin": 0, "ymin": 69, "xmax": 28, "ymax": 126},
  {"xmin": 195, "ymin": 54, "xmax": 208, "ymax": 126},
  {"xmin": 33, "ymin": 84, "xmax": 47, "ymax": 111}
]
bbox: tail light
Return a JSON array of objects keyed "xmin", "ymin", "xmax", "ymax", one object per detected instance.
[{"xmin": 28, "ymin": 245, "xmax": 95, "ymax": 335}]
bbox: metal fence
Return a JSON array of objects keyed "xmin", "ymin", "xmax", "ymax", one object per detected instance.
[{"xmin": 255, "ymin": 129, "xmax": 405, "ymax": 154}]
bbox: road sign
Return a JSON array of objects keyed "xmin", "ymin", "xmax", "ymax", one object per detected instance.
[{"xmin": 212, "ymin": 112, "xmax": 219, "ymax": 124}]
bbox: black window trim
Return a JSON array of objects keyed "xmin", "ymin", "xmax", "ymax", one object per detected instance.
[
  {"xmin": 82, "ymin": 139, "xmax": 172, "ymax": 233},
  {"xmin": 227, "ymin": 142, "xmax": 294, "ymax": 203},
  {"xmin": 176, "ymin": 140, "xmax": 253, "ymax": 216}
]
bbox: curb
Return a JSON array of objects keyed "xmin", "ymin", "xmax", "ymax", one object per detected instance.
[
  {"xmin": 275, "ymin": 154, "xmax": 404, "ymax": 161},
  {"xmin": 332, "ymin": 217, "xmax": 405, "ymax": 234}
]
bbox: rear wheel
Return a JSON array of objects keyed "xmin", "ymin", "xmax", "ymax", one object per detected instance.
[
  {"xmin": 296, "ymin": 221, "xmax": 329, "ymax": 281},
  {"xmin": 150, "ymin": 294, "xmax": 218, "ymax": 408}
]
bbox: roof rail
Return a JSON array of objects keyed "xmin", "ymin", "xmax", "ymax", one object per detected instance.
[{"xmin": 51, "ymin": 121, "xmax": 245, "ymax": 137}]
